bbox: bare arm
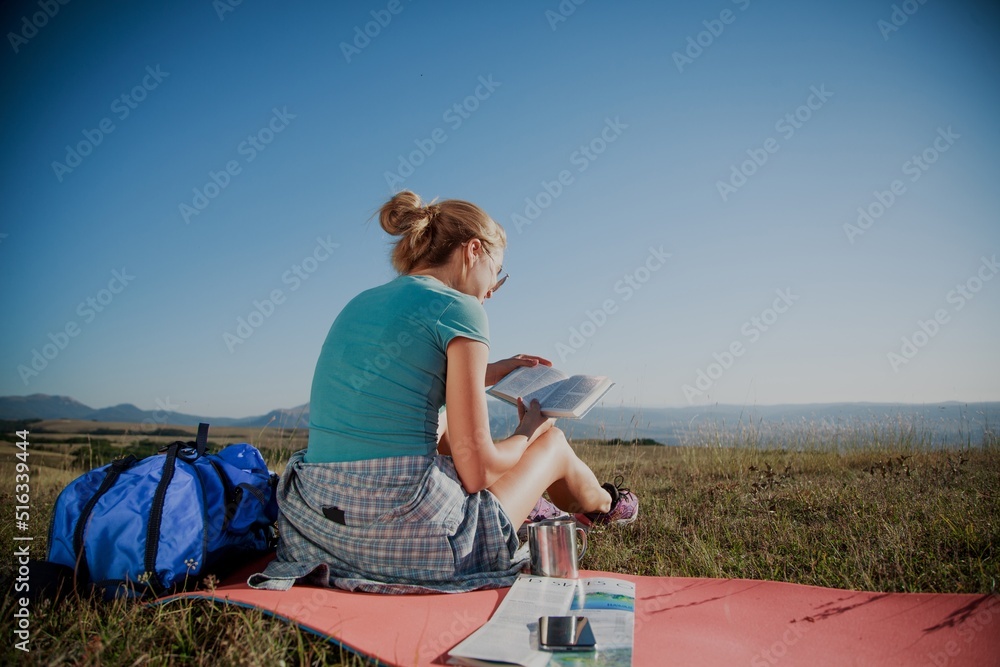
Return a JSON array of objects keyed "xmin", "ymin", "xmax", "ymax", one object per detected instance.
[{"xmin": 445, "ymin": 337, "xmax": 552, "ymax": 493}]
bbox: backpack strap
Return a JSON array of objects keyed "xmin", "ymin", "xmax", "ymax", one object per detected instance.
[
  {"xmin": 159, "ymin": 423, "xmax": 210, "ymax": 461},
  {"xmin": 196, "ymin": 422, "xmax": 209, "ymax": 457},
  {"xmin": 144, "ymin": 423, "xmax": 210, "ymax": 595},
  {"xmin": 208, "ymin": 457, "xmax": 238, "ymax": 532},
  {"xmin": 144, "ymin": 443, "xmax": 180, "ymax": 595},
  {"xmin": 72, "ymin": 455, "xmax": 138, "ymax": 586}
]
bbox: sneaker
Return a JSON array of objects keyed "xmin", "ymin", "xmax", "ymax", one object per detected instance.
[
  {"xmin": 526, "ymin": 495, "xmax": 570, "ymax": 523},
  {"xmin": 518, "ymin": 496, "xmax": 571, "ymax": 542},
  {"xmin": 584, "ymin": 476, "xmax": 639, "ymax": 526}
]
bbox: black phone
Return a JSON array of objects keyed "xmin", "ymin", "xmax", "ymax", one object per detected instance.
[{"xmin": 537, "ymin": 616, "xmax": 597, "ymax": 651}]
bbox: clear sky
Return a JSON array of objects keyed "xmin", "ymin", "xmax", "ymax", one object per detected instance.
[{"xmin": 1, "ymin": 0, "xmax": 998, "ymax": 418}]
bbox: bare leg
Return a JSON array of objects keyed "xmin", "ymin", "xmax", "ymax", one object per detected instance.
[
  {"xmin": 545, "ymin": 478, "xmax": 590, "ymax": 514},
  {"xmin": 487, "ymin": 427, "xmax": 611, "ymax": 528}
]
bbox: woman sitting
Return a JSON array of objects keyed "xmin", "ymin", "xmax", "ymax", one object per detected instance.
[{"xmin": 250, "ymin": 190, "xmax": 637, "ymax": 593}]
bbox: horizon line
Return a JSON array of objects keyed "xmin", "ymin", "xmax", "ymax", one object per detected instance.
[{"xmin": 3, "ymin": 392, "xmax": 1000, "ymax": 422}]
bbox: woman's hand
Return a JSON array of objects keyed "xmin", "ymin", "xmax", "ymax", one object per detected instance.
[
  {"xmin": 485, "ymin": 354, "xmax": 553, "ymax": 387},
  {"xmin": 514, "ymin": 397, "xmax": 556, "ymax": 444}
]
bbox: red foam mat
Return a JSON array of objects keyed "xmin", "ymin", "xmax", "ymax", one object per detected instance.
[{"xmin": 157, "ymin": 556, "xmax": 999, "ymax": 666}]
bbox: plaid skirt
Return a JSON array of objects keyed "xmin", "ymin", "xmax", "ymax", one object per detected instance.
[{"xmin": 247, "ymin": 449, "xmax": 527, "ymax": 593}]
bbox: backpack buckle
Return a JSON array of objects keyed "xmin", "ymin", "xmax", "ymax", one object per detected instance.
[{"xmin": 157, "ymin": 441, "xmax": 201, "ymax": 463}]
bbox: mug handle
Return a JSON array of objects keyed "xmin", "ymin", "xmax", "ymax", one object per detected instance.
[{"xmin": 576, "ymin": 527, "xmax": 588, "ymax": 560}]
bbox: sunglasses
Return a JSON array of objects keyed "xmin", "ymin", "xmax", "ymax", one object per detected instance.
[{"xmin": 482, "ymin": 246, "xmax": 509, "ymax": 294}]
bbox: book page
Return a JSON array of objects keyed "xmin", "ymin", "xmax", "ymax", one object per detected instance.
[
  {"xmin": 543, "ymin": 375, "xmax": 607, "ymax": 412},
  {"xmin": 490, "ymin": 365, "xmax": 568, "ymax": 404}
]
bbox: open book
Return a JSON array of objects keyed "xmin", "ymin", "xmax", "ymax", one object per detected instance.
[
  {"xmin": 487, "ymin": 365, "xmax": 614, "ymax": 419},
  {"xmin": 448, "ymin": 574, "xmax": 635, "ymax": 667}
]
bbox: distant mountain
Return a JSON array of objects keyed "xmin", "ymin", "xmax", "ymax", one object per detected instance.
[
  {"xmin": 0, "ymin": 394, "xmax": 310, "ymax": 430},
  {"xmin": 244, "ymin": 405, "xmax": 311, "ymax": 430},
  {"xmin": 2, "ymin": 394, "xmax": 997, "ymax": 446},
  {"xmin": 85, "ymin": 403, "xmax": 170, "ymax": 423},
  {"xmin": 0, "ymin": 394, "xmax": 94, "ymax": 420}
]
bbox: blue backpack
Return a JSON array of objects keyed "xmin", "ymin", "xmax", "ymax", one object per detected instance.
[{"xmin": 46, "ymin": 423, "xmax": 279, "ymax": 599}]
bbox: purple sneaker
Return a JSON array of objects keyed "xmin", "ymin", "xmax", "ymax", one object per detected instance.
[
  {"xmin": 519, "ymin": 496, "xmax": 571, "ymax": 542},
  {"xmin": 526, "ymin": 495, "xmax": 569, "ymax": 523},
  {"xmin": 584, "ymin": 477, "xmax": 639, "ymax": 526}
]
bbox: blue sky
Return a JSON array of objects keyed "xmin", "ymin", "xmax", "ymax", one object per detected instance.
[{"xmin": 1, "ymin": 0, "xmax": 998, "ymax": 418}]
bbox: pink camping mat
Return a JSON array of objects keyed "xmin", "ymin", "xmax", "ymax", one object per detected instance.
[{"xmin": 158, "ymin": 556, "xmax": 999, "ymax": 667}]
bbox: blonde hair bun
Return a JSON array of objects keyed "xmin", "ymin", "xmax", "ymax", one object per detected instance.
[
  {"xmin": 377, "ymin": 190, "xmax": 506, "ymax": 274},
  {"xmin": 379, "ymin": 190, "xmax": 429, "ymax": 236}
]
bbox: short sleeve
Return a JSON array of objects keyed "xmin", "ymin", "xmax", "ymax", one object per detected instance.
[{"xmin": 435, "ymin": 296, "xmax": 490, "ymax": 350}]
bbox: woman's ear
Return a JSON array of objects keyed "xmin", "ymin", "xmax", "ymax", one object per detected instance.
[{"xmin": 464, "ymin": 238, "xmax": 482, "ymax": 265}]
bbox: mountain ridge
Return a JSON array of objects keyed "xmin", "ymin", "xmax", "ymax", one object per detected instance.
[
  {"xmin": 0, "ymin": 393, "xmax": 310, "ymax": 429},
  {"xmin": 3, "ymin": 393, "xmax": 997, "ymax": 445}
]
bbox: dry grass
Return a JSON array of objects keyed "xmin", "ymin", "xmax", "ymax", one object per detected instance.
[
  {"xmin": 580, "ymin": 438, "xmax": 998, "ymax": 594},
  {"xmin": 1, "ymin": 420, "xmax": 997, "ymax": 665}
]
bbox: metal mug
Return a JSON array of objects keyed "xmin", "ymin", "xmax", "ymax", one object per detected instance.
[{"xmin": 527, "ymin": 517, "xmax": 588, "ymax": 578}]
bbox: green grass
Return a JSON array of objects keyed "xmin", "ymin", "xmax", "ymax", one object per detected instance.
[
  {"xmin": 580, "ymin": 440, "xmax": 998, "ymax": 594},
  {"xmin": 1, "ymin": 426, "xmax": 997, "ymax": 665}
]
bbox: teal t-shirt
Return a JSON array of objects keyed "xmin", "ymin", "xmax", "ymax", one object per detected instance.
[{"xmin": 305, "ymin": 274, "xmax": 490, "ymax": 463}]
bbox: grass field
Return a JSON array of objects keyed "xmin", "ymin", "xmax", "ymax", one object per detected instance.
[{"xmin": 1, "ymin": 420, "xmax": 997, "ymax": 665}]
